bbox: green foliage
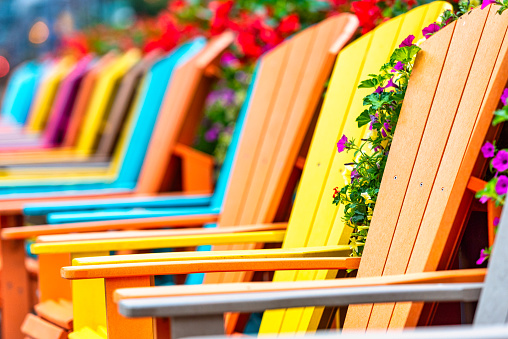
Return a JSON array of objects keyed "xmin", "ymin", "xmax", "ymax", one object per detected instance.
[{"xmin": 334, "ymin": 45, "xmax": 419, "ymax": 257}]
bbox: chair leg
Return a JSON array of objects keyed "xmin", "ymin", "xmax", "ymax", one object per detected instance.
[
  {"xmin": 1, "ymin": 235, "xmax": 31, "ymax": 339},
  {"xmin": 105, "ymin": 276, "xmax": 153, "ymax": 339}
]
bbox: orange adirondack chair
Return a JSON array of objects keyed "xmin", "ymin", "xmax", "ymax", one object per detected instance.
[
  {"xmin": 0, "ymin": 33, "xmax": 235, "ymax": 339},
  {"xmin": 57, "ymin": 3, "xmax": 508, "ymax": 338},
  {"xmin": 6, "ymin": 14, "xmax": 359, "ymax": 339}
]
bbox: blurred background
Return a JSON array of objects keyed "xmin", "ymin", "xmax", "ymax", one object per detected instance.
[{"xmin": 0, "ymin": 0, "xmax": 428, "ymax": 164}]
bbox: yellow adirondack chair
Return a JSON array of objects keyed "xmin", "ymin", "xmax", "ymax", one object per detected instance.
[{"xmin": 30, "ymin": 3, "xmax": 452, "ymax": 338}]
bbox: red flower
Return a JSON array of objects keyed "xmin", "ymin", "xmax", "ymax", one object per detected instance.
[
  {"xmin": 237, "ymin": 31, "xmax": 263, "ymax": 58},
  {"xmin": 351, "ymin": 0, "xmax": 383, "ymax": 34},
  {"xmin": 278, "ymin": 14, "xmax": 301, "ymax": 36},
  {"xmin": 169, "ymin": 0, "xmax": 186, "ymax": 12},
  {"xmin": 209, "ymin": 0, "xmax": 234, "ymax": 35}
]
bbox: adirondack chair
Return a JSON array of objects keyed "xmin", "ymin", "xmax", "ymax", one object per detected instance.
[
  {"xmin": 9, "ymin": 13, "xmax": 361, "ymax": 339},
  {"xmin": 0, "ymin": 50, "xmax": 150, "ymax": 165},
  {"xmin": 0, "ymin": 57, "xmax": 76, "ymax": 144},
  {"xmin": 53, "ymin": 3, "xmax": 508, "ymax": 338},
  {"xmin": 0, "ymin": 34, "xmax": 234, "ymax": 339},
  {"xmin": 26, "ymin": 4, "xmax": 454, "ymax": 338},
  {"xmin": 116, "ymin": 203, "xmax": 508, "ymax": 339},
  {"xmin": 0, "ymin": 61, "xmax": 44, "ymax": 130},
  {"xmin": 0, "ymin": 55, "xmax": 93, "ymax": 150},
  {"xmin": 0, "ymin": 50, "xmax": 138, "ymax": 162}
]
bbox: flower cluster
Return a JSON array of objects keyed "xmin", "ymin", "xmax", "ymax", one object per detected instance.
[
  {"xmin": 331, "ymin": 5, "xmax": 476, "ymax": 257},
  {"xmin": 333, "ymin": 37, "xmax": 421, "ymax": 257},
  {"xmin": 475, "ymin": 88, "xmax": 508, "ymax": 264}
]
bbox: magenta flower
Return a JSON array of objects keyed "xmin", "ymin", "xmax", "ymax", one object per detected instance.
[
  {"xmin": 391, "ymin": 61, "xmax": 404, "ymax": 73},
  {"xmin": 399, "ymin": 35, "xmax": 415, "ymax": 47},
  {"xmin": 374, "ymin": 86, "xmax": 383, "ymax": 94},
  {"xmin": 492, "ymin": 150, "xmax": 508, "ymax": 172},
  {"xmin": 422, "ymin": 23, "xmax": 441, "ymax": 39},
  {"xmin": 476, "ymin": 248, "xmax": 489, "ymax": 265},
  {"xmin": 479, "ymin": 195, "xmax": 490, "ymax": 204},
  {"xmin": 481, "ymin": 141, "xmax": 495, "ymax": 158},
  {"xmin": 494, "ymin": 217, "xmax": 500, "ymax": 227},
  {"xmin": 384, "ymin": 78, "xmax": 398, "ymax": 90},
  {"xmin": 369, "ymin": 114, "xmax": 378, "ymax": 130},
  {"xmin": 204, "ymin": 125, "xmax": 221, "ymax": 142},
  {"xmin": 481, "ymin": 0, "xmax": 497, "ymax": 9},
  {"xmin": 383, "ymin": 122, "xmax": 391, "ymax": 132},
  {"xmin": 337, "ymin": 134, "xmax": 348, "ymax": 153},
  {"xmin": 351, "ymin": 169, "xmax": 360, "ymax": 183},
  {"xmin": 501, "ymin": 88, "xmax": 508, "ymax": 106},
  {"xmin": 496, "ymin": 175, "xmax": 508, "ymax": 195}
]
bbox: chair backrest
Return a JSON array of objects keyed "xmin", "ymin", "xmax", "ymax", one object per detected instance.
[
  {"xmin": 93, "ymin": 50, "xmax": 163, "ymax": 160},
  {"xmin": 62, "ymin": 52, "xmax": 117, "ymax": 148},
  {"xmin": 26, "ymin": 56, "xmax": 75, "ymax": 133},
  {"xmin": 74, "ymin": 49, "xmax": 140, "ymax": 156},
  {"xmin": 252, "ymin": 2, "xmax": 452, "ymax": 334},
  {"xmin": 194, "ymin": 14, "xmax": 357, "ymax": 265},
  {"xmin": 109, "ymin": 39, "xmax": 206, "ymax": 188},
  {"xmin": 134, "ymin": 32, "xmax": 235, "ymax": 193},
  {"xmin": 0, "ymin": 61, "xmax": 43, "ymax": 125},
  {"xmin": 42, "ymin": 55, "xmax": 95, "ymax": 146},
  {"xmin": 343, "ymin": 4, "xmax": 508, "ymax": 331}
]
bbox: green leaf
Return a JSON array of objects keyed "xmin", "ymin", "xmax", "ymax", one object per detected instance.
[
  {"xmin": 493, "ymin": 107, "xmax": 508, "ymax": 126},
  {"xmin": 358, "ymin": 78, "xmax": 378, "ymax": 89},
  {"xmin": 357, "ymin": 110, "xmax": 372, "ymax": 128}
]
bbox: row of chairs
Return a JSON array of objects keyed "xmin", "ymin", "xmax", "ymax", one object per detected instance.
[{"xmin": 0, "ymin": 1, "xmax": 505, "ymax": 338}]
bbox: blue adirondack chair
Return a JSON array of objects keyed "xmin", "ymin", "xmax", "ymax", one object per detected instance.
[
  {"xmin": 0, "ymin": 61, "xmax": 44, "ymax": 127},
  {"xmin": 0, "ymin": 38, "xmax": 206, "ymax": 198}
]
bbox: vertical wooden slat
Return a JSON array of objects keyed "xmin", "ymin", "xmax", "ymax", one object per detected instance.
[{"xmin": 343, "ymin": 16, "xmax": 457, "ymax": 332}]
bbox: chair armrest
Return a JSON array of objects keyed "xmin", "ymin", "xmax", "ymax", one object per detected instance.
[
  {"xmin": 118, "ymin": 282, "xmax": 482, "ymax": 318},
  {"xmin": 70, "ymin": 245, "xmax": 351, "ymax": 267},
  {"xmin": 31, "ymin": 228, "xmax": 288, "ymax": 254},
  {"xmin": 0, "ymin": 190, "xmax": 132, "ymax": 214},
  {"xmin": 37, "ymin": 222, "xmax": 286, "ymax": 242},
  {"xmin": 249, "ymin": 325, "xmax": 508, "ymax": 339},
  {"xmin": 173, "ymin": 144, "xmax": 214, "ymax": 194},
  {"xmin": 62, "ymin": 254, "xmax": 359, "ymax": 280},
  {"xmin": 113, "ymin": 268, "xmax": 486, "ymax": 301},
  {"xmin": 23, "ymin": 192, "xmax": 212, "ymax": 216},
  {"xmin": 2, "ymin": 214, "xmax": 219, "ymax": 239}
]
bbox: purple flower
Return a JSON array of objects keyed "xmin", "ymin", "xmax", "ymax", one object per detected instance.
[
  {"xmin": 381, "ymin": 128, "xmax": 387, "ymax": 138},
  {"xmin": 391, "ymin": 61, "xmax": 404, "ymax": 73},
  {"xmin": 350, "ymin": 169, "xmax": 360, "ymax": 183},
  {"xmin": 494, "ymin": 217, "xmax": 500, "ymax": 226},
  {"xmin": 496, "ymin": 175, "xmax": 508, "ymax": 195},
  {"xmin": 481, "ymin": 0, "xmax": 496, "ymax": 9},
  {"xmin": 337, "ymin": 134, "xmax": 348, "ymax": 153},
  {"xmin": 374, "ymin": 86, "xmax": 383, "ymax": 94},
  {"xmin": 204, "ymin": 125, "xmax": 221, "ymax": 142},
  {"xmin": 422, "ymin": 23, "xmax": 441, "ymax": 39},
  {"xmin": 481, "ymin": 141, "xmax": 495, "ymax": 158},
  {"xmin": 382, "ymin": 78, "xmax": 398, "ymax": 91},
  {"xmin": 501, "ymin": 88, "xmax": 508, "ymax": 106},
  {"xmin": 383, "ymin": 122, "xmax": 391, "ymax": 132},
  {"xmin": 479, "ymin": 195, "xmax": 490, "ymax": 204},
  {"xmin": 369, "ymin": 114, "xmax": 378, "ymax": 130},
  {"xmin": 476, "ymin": 248, "xmax": 489, "ymax": 265},
  {"xmin": 399, "ymin": 35, "xmax": 415, "ymax": 48},
  {"xmin": 492, "ymin": 150, "xmax": 508, "ymax": 172},
  {"xmin": 220, "ymin": 52, "xmax": 239, "ymax": 67},
  {"xmin": 207, "ymin": 88, "xmax": 236, "ymax": 106}
]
